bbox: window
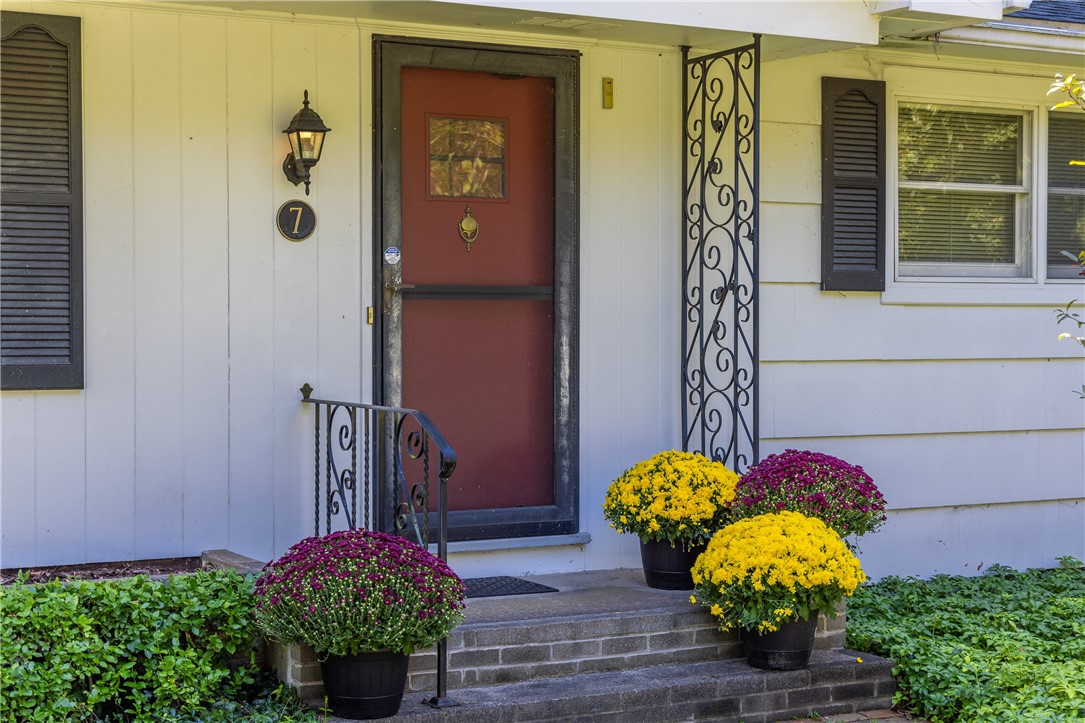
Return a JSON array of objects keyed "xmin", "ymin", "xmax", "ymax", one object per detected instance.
[
  {"xmin": 897, "ymin": 104, "xmax": 1029, "ymax": 278},
  {"xmin": 1047, "ymin": 113, "xmax": 1085, "ymax": 279},
  {"xmin": 0, "ymin": 11, "xmax": 83, "ymax": 390},
  {"xmin": 885, "ymin": 65, "xmax": 1085, "ymax": 290},
  {"xmin": 427, "ymin": 116, "xmax": 507, "ymax": 199}
]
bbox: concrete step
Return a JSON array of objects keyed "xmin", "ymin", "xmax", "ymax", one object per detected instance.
[
  {"xmin": 403, "ymin": 569, "xmax": 844, "ymax": 693},
  {"xmin": 339, "ymin": 650, "xmax": 897, "ymax": 723},
  {"xmin": 263, "ymin": 568, "xmax": 889, "ymax": 722},
  {"xmin": 272, "ymin": 569, "xmax": 849, "ymax": 700},
  {"xmin": 405, "ymin": 605, "xmax": 745, "ymax": 693}
]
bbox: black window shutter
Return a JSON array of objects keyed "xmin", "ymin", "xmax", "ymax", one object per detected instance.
[
  {"xmin": 821, "ymin": 77, "xmax": 885, "ymax": 292},
  {"xmin": 1, "ymin": 12, "xmax": 83, "ymax": 390}
]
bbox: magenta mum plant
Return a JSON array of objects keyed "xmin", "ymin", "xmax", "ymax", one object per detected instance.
[
  {"xmin": 734, "ymin": 450, "xmax": 887, "ymax": 539},
  {"xmin": 253, "ymin": 530, "xmax": 465, "ymax": 656}
]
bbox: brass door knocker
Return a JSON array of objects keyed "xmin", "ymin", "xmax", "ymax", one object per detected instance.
[{"xmin": 458, "ymin": 204, "xmax": 479, "ymax": 252}]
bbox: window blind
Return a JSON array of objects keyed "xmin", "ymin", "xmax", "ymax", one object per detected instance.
[
  {"xmin": 1047, "ymin": 113, "xmax": 1085, "ymax": 278},
  {"xmin": 897, "ymin": 104, "xmax": 1024, "ymax": 274},
  {"xmin": 899, "ymin": 105, "xmax": 1021, "ymax": 186}
]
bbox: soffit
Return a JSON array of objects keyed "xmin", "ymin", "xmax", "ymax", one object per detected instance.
[{"xmin": 138, "ymin": 0, "xmax": 873, "ymax": 57}]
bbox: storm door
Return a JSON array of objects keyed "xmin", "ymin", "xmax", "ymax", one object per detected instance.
[{"xmin": 374, "ymin": 37, "xmax": 579, "ymax": 541}]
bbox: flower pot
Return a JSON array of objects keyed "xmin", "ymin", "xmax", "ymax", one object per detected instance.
[
  {"xmin": 320, "ymin": 650, "xmax": 411, "ymax": 719},
  {"xmin": 740, "ymin": 615, "xmax": 818, "ymax": 671},
  {"xmin": 639, "ymin": 539, "xmax": 707, "ymax": 590}
]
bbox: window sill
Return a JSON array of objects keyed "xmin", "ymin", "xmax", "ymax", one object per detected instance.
[{"xmin": 881, "ymin": 279, "xmax": 1084, "ymax": 306}]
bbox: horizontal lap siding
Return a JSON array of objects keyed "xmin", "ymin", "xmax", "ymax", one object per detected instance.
[{"xmin": 760, "ymin": 52, "xmax": 1085, "ymax": 578}]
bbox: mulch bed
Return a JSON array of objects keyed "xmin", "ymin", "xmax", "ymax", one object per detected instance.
[{"xmin": 1, "ymin": 556, "xmax": 204, "ymax": 585}]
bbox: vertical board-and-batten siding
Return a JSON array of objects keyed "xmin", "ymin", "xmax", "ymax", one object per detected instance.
[
  {"xmin": 1, "ymin": 3, "xmax": 364, "ymax": 566},
  {"xmin": 0, "ymin": 1, "xmax": 681, "ymax": 572},
  {"xmin": 760, "ymin": 51, "xmax": 1084, "ymax": 579},
  {"xmin": 571, "ymin": 45, "xmax": 682, "ymax": 579}
]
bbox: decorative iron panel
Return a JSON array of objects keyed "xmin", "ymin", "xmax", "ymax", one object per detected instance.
[{"xmin": 681, "ymin": 39, "xmax": 760, "ymax": 472}]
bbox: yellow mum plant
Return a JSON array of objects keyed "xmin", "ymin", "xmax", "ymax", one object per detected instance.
[
  {"xmin": 602, "ymin": 450, "xmax": 739, "ymax": 550},
  {"xmin": 691, "ymin": 511, "xmax": 865, "ymax": 633}
]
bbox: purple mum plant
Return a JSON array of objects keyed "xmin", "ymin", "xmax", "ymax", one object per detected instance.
[
  {"xmin": 253, "ymin": 530, "xmax": 465, "ymax": 657},
  {"xmin": 734, "ymin": 450, "xmax": 887, "ymax": 540}
]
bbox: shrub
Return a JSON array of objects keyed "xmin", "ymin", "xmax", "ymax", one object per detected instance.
[
  {"xmin": 691, "ymin": 511, "xmax": 865, "ymax": 632},
  {"xmin": 253, "ymin": 530, "xmax": 466, "ymax": 656},
  {"xmin": 733, "ymin": 449, "xmax": 886, "ymax": 539},
  {"xmin": 0, "ymin": 570, "xmax": 260, "ymax": 722},
  {"xmin": 603, "ymin": 450, "xmax": 740, "ymax": 549},
  {"xmin": 847, "ymin": 557, "xmax": 1085, "ymax": 722}
]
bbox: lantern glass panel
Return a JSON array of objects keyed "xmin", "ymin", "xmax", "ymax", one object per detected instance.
[{"xmin": 297, "ymin": 131, "xmax": 324, "ymax": 161}]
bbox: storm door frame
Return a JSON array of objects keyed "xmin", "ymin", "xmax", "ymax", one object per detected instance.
[{"xmin": 372, "ymin": 35, "xmax": 581, "ymax": 541}]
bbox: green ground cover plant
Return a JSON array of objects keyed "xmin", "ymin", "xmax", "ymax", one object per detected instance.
[
  {"xmin": 0, "ymin": 570, "xmax": 316, "ymax": 722},
  {"xmin": 847, "ymin": 557, "xmax": 1085, "ymax": 722}
]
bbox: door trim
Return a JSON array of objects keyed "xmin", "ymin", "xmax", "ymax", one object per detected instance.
[{"xmin": 373, "ymin": 35, "xmax": 580, "ymax": 541}]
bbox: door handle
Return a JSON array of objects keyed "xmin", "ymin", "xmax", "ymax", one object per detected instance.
[{"xmin": 383, "ymin": 281, "xmax": 416, "ymax": 311}]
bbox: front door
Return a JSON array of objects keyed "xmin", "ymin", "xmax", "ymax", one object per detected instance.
[{"xmin": 375, "ymin": 38, "xmax": 579, "ymax": 541}]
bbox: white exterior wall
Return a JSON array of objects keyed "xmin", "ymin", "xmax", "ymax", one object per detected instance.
[
  {"xmin": 1, "ymin": 1, "xmax": 1081, "ymax": 580},
  {"xmin": 0, "ymin": 2, "xmax": 682, "ymax": 572},
  {"xmin": 760, "ymin": 50, "xmax": 1085, "ymax": 579}
]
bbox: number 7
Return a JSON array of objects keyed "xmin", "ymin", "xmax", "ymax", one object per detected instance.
[{"xmin": 288, "ymin": 206, "xmax": 304, "ymax": 235}]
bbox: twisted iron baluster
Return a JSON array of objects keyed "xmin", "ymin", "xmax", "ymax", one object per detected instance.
[
  {"xmin": 422, "ymin": 433, "xmax": 430, "ymax": 548},
  {"xmin": 363, "ymin": 410, "xmax": 371, "ymax": 530},
  {"xmin": 350, "ymin": 407, "xmax": 357, "ymax": 530},
  {"xmin": 314, "ymin": 401, "xmax": 320, "ymax": 536},
  {"xmin": 325, "ymin": 404, "xmax": 332, "ymax": 535}
]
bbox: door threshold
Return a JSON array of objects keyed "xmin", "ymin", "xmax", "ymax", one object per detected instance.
[{"xmin": 431, "ymin": 532, "xmax": 591, "ymax": 555}]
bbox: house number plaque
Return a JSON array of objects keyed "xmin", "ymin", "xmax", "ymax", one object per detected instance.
[{"xmin": 276, "ymin": 200, "xmax": 316, "ymax": 241}]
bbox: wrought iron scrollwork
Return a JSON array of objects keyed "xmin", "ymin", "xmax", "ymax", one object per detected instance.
[
  {"xmin": 299, "ymin": 384, "xmax": 456, "ymax": 549},
  {"xmin": 682, "ymin": 38, "xmax": 760, "ymax": 473}
]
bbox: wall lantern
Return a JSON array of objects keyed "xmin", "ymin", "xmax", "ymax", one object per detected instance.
[{"xmin": 282, "ymin": 90, "xmax": 331, "ymax": 195}]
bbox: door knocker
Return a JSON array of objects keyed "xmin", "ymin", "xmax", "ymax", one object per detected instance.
[{"xmin": 458, "ymin": 204, "xmax": 479, "ymax": 252}]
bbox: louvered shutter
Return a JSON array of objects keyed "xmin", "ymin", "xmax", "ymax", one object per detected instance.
[
  {"xmin": 1, "ymin": 12, "xmax": 82, "ymax": 390},
  {"xmin": 821, "ymin": 78, "xmax": 885, "ymax": 291}
]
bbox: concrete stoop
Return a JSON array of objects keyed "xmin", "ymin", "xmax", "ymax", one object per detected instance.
[
  {"xmin": 379, "ymin": 650, "xmax": 896, "ymax": 723},
  {"xmin": 260, "ymin": 568, "xmax": 894, "ymax": 723}
]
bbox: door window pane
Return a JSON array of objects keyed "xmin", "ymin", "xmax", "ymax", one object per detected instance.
[{"xmin": 428, "ymin": 117, "xmax": 506, "ymax": 198}]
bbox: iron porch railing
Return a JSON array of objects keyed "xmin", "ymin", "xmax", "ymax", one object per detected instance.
[{"xmin": 299, "ymin": 383, "xmax": 458, "ymax": 709}]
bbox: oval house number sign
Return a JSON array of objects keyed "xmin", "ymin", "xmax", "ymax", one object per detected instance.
[{"xmin": 276, "ymin": 200, "xmax": 316, "ymax": 241}]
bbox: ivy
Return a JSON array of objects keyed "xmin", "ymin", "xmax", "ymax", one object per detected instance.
[{"xmin": 847, "ymin": 557, "xmax": 1085, "ymax": 722}]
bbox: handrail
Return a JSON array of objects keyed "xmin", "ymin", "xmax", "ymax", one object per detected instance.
[{"xmin": 299, "ymin": 383, "xmax": 458, "ymax": 708}]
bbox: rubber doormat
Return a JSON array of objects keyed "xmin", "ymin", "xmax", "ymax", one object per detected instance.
[{"xmin": 463, "ymin": 576, "xmax": 559, "ymax": 598}]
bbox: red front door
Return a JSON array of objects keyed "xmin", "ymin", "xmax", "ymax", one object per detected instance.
[{"xmin": 398, "ymin": 67, "xmax": 556, "ymax": 514}]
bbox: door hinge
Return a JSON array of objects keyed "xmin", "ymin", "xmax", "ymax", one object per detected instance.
[{"xmin": 367, "ymin": 306, "xmax": 374, "ymax": 325}]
